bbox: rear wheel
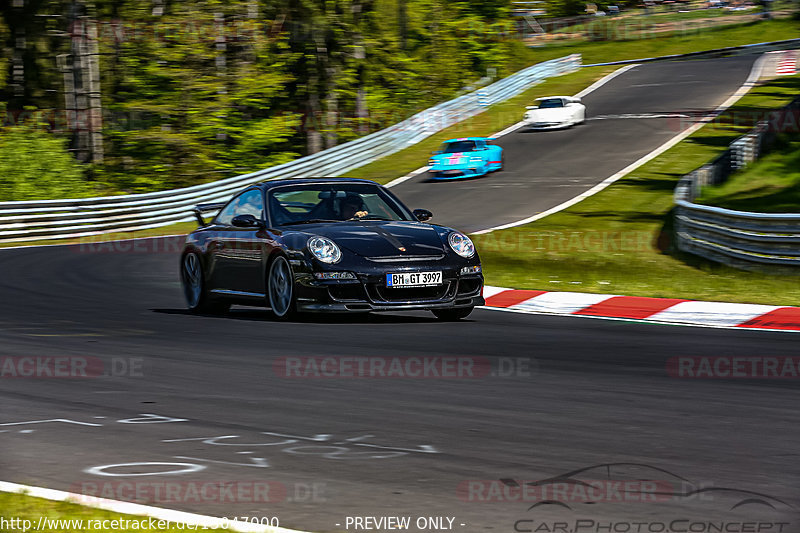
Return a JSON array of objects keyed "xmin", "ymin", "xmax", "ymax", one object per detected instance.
[
  {"xmin": 432, "ymin": 306, "xmax": 474, "ymax": 321},
  {"xmin": 181, "ymin": 252, "xmax": 229, "ymax": 314},
  {"xmin": 268, "ymin": 255, "xmax": 297, "ymax": 319}
]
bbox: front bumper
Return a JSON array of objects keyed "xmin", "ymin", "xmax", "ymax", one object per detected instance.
[
  {"xmin": 428, "ymin": 166, "xmax": 489, "ymax": 180},
  {"xmin": 525, "ymin": 120, "xmax": 569, "ymax": 130},
  {"xmin": 293, "ymin": 260, "xmax": 485, "ymax": 313}
]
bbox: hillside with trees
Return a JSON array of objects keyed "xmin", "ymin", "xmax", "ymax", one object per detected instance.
[{"xmin": 0, "ymin": 0, "xmax": 529, "ymax": 200}]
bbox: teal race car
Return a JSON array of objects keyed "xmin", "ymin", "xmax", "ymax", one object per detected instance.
[{"xmin": 427, "ymin": 137, "xmax": 503, "ymax": 180}]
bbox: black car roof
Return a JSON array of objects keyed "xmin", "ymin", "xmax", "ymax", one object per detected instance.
[{"xmin": 255, "ymin": 177, "xmax": 379, "ymax": 190}]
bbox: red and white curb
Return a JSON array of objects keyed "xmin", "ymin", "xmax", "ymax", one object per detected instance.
[
  {"xmin": 481, "ymin": 286, "xmax": 800, "ymax": 332},
  {"xmin": 775, "ymin": 50, "xmax": 797, "ymax": 76},
  {"xmin": 0, "ymin": 480, "xmax": 308, "ymax": 533}
]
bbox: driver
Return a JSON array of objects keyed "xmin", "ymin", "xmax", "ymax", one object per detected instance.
[{"xmin": 340, "ymin": 194, "xmax": 369, "ymax": 220}]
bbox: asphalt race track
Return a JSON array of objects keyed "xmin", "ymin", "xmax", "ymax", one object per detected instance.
[
  {"xmin": 2, "ymin": 55, "xmax": 799, "ymax": 533},
  {"xmin": 392, "ymin": 55, "xmax": 759, "ymax": 233}
]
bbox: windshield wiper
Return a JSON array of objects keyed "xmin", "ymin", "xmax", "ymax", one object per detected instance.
[{"xmin": 281, "ymin": 219, "xmax": 339, "ymax": 226}]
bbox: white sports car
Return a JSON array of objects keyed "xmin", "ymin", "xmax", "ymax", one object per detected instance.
[{"xmin": 523, "ymin": 96, "xmax": 586, "ymax": 130}]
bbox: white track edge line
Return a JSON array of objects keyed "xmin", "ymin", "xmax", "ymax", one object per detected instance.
[
  {"xmin": 471, "ymin": 54, "xmax": 767, "ymax": 235},
  {"xmin": 0, "ymin": 480, "xmax": 311, "ymax": 533}
]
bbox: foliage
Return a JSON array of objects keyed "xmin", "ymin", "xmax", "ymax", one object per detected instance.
[
  {"xmin": 0, "ymin": 118, "xmax": 93, "ymax": 201},
  {"xmin": 0, "ymin": 0, "xmax": 532, "ymax": 196}
]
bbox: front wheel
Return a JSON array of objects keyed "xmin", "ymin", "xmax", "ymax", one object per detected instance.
[
  {"xmin": 432, "ymin": 306, "xmax": 474, "ymax": 321},
  {"xmin": 268, "ymin": 255, "xmax": 297, "ymax": 319},
  {"xmin": 181, "ymin": 252, "xmax": 229, "ymax": 314}
]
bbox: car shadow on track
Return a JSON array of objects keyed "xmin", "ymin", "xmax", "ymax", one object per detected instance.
[
  {"xmin": 151, "ymin": 307, "xmax": 449, "ymax": 325},
  {"xmin": 422, "ymin": 174, "xmax": 489, "ymax": 184}
]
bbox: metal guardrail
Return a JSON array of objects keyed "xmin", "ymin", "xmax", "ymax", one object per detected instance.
[
  {"xmin": 675, "ymin": 200, "xmax": 800, "ymax": 268},
  {"xmin": 0, "ymin": 55, "xmax": 581, "ymax": 244},
  {"xmin": 674, "ymin": 94, "xmax": 800, "ymax": 270}
]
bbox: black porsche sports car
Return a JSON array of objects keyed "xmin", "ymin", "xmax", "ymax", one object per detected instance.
[{"xmin": 180, "ymin": 178, "xmax": 484, "ymax": 320}]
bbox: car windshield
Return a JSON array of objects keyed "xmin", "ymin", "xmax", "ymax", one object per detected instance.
[
  {"xmin": 440, "ymin": 140, "xmax": 477, "ymax": 153},
  {"xmin": 268, "ymin": 183, "xmax": 412, "ymax": 226},
  {"xmin": 537, "ymin": 98, "xmax": 565, "ymax": 109}
]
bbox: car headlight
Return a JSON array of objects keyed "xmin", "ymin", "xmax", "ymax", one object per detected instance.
[
  {"xmin": 307, "ymin": 236, "xmax": 342, "ymax": 264},
  {"xmin": 428, "ymin": 158, "xmax": 437, "ymax": 166},
  {"xmin": 448, "ymin": 232, "xmax": 475, "ymax": 259},
  {"xmin": 524, "ymin": 112, "xmax": 531, "ymax": 120}
]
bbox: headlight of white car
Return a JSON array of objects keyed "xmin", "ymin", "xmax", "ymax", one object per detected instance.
[
  {"xmin": 524, "ymin": 112, "xmax": 531, "ymax": 120},
  {"xmin": 308, "ymin": 236, "xmax": 342, "ymax": 264},
  {"xmin": 448, "ymin": 232, "xmax": 475, "ymax": 259}
]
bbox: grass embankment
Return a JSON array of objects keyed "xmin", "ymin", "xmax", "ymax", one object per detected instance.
[
  {"xmin": 0, "ymin": 492, "xmax": 193, "ymax": 533},
  {"xmin": 695, "ymin": 129, "xmax": 800, "ymax": 212},
  {"xmin": 475, "ymin": 74, "xmax": 800, "ymax": 305}
]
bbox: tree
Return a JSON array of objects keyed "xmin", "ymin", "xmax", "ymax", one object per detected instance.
[{"xmin": 0, "ymin": 119, "xmax": 92, "ymax": 200}]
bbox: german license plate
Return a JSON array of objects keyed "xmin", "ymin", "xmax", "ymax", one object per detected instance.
[{"xmin": 386, "ymin": 271, "xmax": 443, "ymax": 288}]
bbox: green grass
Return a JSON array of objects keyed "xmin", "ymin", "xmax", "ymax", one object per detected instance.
[
  {"xmin": 528, "ymin": 18, "xmax": 800, "ymax": 65},
  {"xmin": 475, "ymin": 73, "xmax": 800, "ymax": 306},
  {"xmin": 0, "ymin": 492, "xmax": 192, "ymax": 533},
  {"xmin": 695, "ymin": 130, "xmax": 800, "ymax": 212}
]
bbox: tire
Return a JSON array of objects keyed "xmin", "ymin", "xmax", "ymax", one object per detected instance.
[
  {"xmin": 267, "ymin": 255, "xmax": 297, "ymax": 319},
  {"xmin": 181, "ymin": 252, "xmax": 230, "ymax": 314},
  {"xmin": 432, "ymin": 306, "xmax": 474, "ymax": 321}
]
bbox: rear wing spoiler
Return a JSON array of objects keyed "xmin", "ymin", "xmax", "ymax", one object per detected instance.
[{"xmin": 193, "ymin": 202, "xmax": 226, "ymax": 227}]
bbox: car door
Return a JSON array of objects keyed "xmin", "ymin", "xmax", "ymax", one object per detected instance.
[{"xmin": 210, "ymin": 189, "xmax": 267, "ymax": 295}]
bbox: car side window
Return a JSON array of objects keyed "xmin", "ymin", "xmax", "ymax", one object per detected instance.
[
  {"xmin": 234, "ymin": 190, "xmax": 264, "ymax": 220},
  {"xmin": 214, "ymin": 189, "xmax": 264, "ymax": 226}
]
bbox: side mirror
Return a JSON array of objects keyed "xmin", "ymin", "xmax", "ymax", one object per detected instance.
[
  {"xmin": 413, "ymin": 209, "xmax": 433, "ymax": 222},
  {"xmin": 432, "ymin": 150, "xmax": 443, "ymax": 155},
  {"xmin": 232, "ymin": 214, "xmax": 264, "ymax": 228}
]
